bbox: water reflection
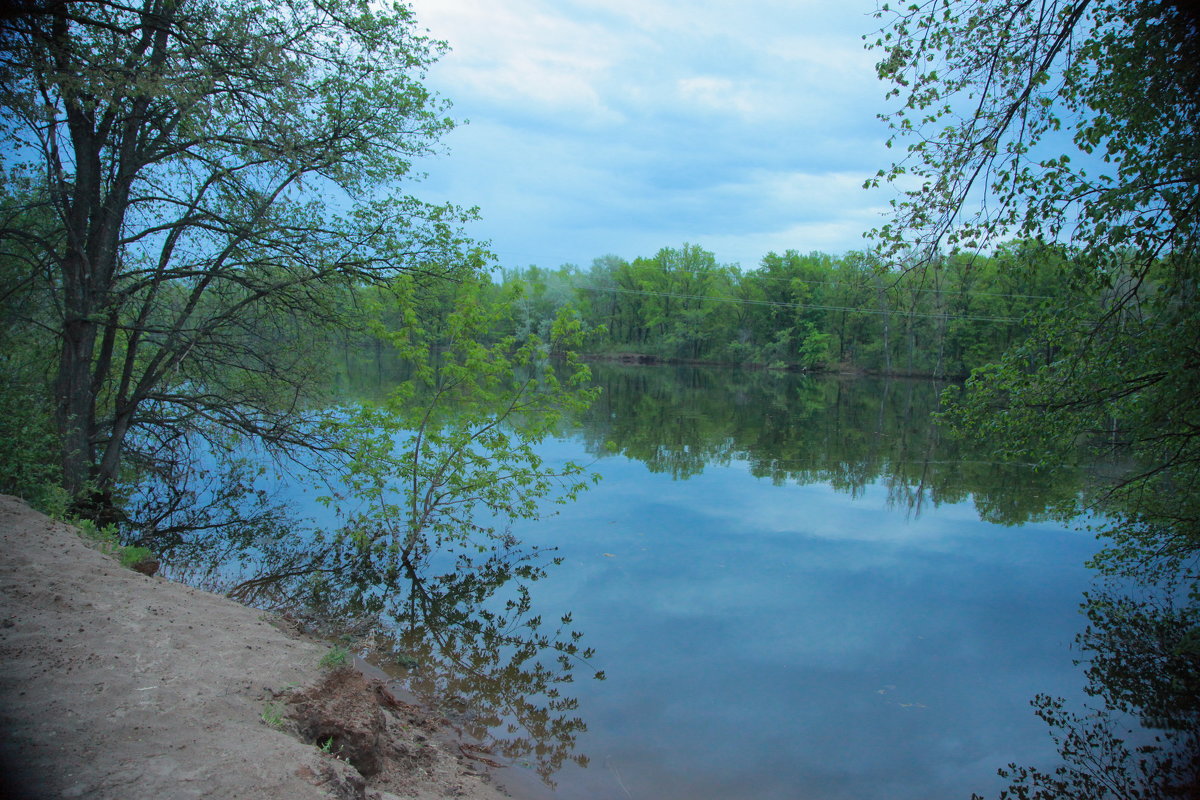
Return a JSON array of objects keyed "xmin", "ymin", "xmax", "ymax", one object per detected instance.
[
  {"xmin": 149, "ymin": 361, "xmax": 1145, "ymax": 798},
  {"xmin": 382, "ymin": 582, "xmax": 593, "ymax": 785},
  {"xmin": 159, "ymin": 526, "xmax": 595, "ymax": 782},
  {"xmin": 970, "ymin": 584, "xmax": 1200, "ymax": 798},
  {"xmin": 336, "ymin": 353, "xmax": 1095, "ymax": 526},
  {"xmin": 577, "ymin": 364, "xmax": 1091, "ymax": 524},
  {"xmin": 324, "ymin": 548, "xmax": 594, "ymax": 786},
  {"xmin": 500, "ymin": 448, "xmax": 1101, "ymax": 800}
]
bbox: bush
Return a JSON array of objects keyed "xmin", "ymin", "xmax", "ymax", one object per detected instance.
[{"xmin": 0, "ymin": 360, "xmax": 61, "ymax": 509}]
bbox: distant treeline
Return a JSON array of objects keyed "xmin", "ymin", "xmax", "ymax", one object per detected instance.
[{"xmin": 484, "ymin": 240, "xmax": 1087, "ymax": 378}]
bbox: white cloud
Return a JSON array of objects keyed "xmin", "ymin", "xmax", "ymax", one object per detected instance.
[
  {"xmin": 406, "ymin": 0, "xmax": 896, "ymax": 269},
  {"xmin": 677, "ymin": 76, "xmax": 754, "ymax": 115},
  {"xmin": 411, "ymin": 0, "xmax": 624, "ymax": 119}
]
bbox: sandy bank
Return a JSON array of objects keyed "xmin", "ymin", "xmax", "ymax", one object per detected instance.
[{"xmin": 0, "ymin": 494, "xmax": 514, "ymax": 800}]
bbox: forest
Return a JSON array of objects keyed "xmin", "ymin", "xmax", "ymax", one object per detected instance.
[
  {"xmin": 0, "ymin": 0, "xmax": 1198, "ymax": 796},
  {"xmin": 476, "ymin": 240, "xmax": 1081, "ymax": 377}
]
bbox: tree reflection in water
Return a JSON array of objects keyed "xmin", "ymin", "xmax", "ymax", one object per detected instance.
[
  {"xmin": 144, "ymin": 364, "xmax": 1195, "ymax": 796},
  {"xmin": 384, "ymin": 554, "xmax": 596, "ymax": 786},
  {"xmin": 973, "ymin": 585, "xmax": 1199, "ymax": 799},
  {"xmin": 576, "ymin": 364, "xmax": 1093, "ymax": 525},
  {"xmin": 155, "ymin": 505, "xmax": 597, "ymax": 786}
]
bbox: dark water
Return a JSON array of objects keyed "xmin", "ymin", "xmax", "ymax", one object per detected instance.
[{"xmin": 438, "ymin": 365, "xmax": 1101, "ymax": 800}]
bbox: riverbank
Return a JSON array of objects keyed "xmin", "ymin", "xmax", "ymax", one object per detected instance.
[
  {"xmin": 0, "ymin": 494, "xmax": 515, "ymax": 800},
  {"xmin": 578, "ymin": 351, "xmax": 968, "ymax": 378}
]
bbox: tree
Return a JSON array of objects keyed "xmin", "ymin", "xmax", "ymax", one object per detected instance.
[
  {"xmin": 323, "ymin": 272, "xmax": 599, "ymax": 602},
  {"xmin": 869, "ymin": 0, "xmax": 1198, "ymax": 259},
  {"xmin": 205, "ymin": 274, "xmax": 604, "ymax": 780},
  {"xmin": 869, "ymin": 0, "xmax": 1200, "ymax": 579},
  {"xmin": 0, "ymin": 0, "xmax": 481, "ymax": 514},
  {"xmin": 870, "ymin": 2, "xmax": 1200, "ymax": 794}
]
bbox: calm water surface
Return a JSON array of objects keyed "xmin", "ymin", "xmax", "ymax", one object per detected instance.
[{"xmin": 343, "ymin": 364, "xmax": 1103, "ymax": 799}]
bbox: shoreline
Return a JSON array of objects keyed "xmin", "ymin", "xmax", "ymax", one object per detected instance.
[
  {"xmin": 577, "ymin": 351, "xmax": 970, "ymax": 379},
  {"xmin": 0, "ymin": 494, "xmax": 522, "ymax": 800}
]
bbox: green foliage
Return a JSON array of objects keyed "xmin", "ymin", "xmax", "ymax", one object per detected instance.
[
  {"xmin": 943, "ymin": 261, "xmax": 1200, "ymax": 584},
  {"xmin": 317, "ymin": 272, "xmax": 600, "ymax": 592},
  {"xmin": 71, "ymin": 516, "xmax": 154, "ymax": 572},
  {"xmin": 0, "ymin": 0, "xmax": 480, "ymax": 511},
  {"xmin": 869, "ymin": 0, "xmax": 1200, "ymax": 575},
  {"xmin": 494, "ymin": 243, "xmax": 1063, "ymax": 377},
  {"xmin": 117, "ymin": 546, "xmax": 155, "ymax": 570},
  {"xmin": 0, "ymin": 368, "xmax": 59, "ymax": 508},
  {"xmin": 867, "ymin": 1, "xmax": 1199, "ymax": 259},
  {"xmin": 0, "ymin": 213, "xmax": 61, "ymax": 507},
  {"xmin": 319, "ymin": 645, "xmax": 351, "ymax": 670},
  {"xmin": 260, "ymin": 701, "xmax": 286, "ymax": 730},
  {"xmin": 73, "ymin": 518, "xmax": 118, "ymax": 546},
  {"xmin": 871, "ymin": 1, "xmax": 1200, "ymax": 795}
]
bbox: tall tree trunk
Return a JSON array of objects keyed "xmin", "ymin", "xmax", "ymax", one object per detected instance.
[
  {"xmin": 55, "ymin": 306, "xmax": 98, "ymax": 499},
  {"xmin": 97, "ymin": 405, "xmax": 135, "ymax": 494}
]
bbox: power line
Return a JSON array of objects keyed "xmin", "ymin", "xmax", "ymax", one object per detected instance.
[
  {"xmin": 741, "ymin": 274, "xmax": 1051, "ymax": 301},
  {"xmin": 578, "ymin": 286, "xmax": 1026, "ymax": 325},
  {"xmin": 502, "ymin": 264, "xmax": 1053, "ymax": 301}
]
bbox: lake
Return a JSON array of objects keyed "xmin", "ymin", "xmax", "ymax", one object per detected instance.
[
  {"xmin": 260, "ymin": 362, "xmax": 1105, "ymax": 799},
  {"xmin": 358, "ymin": 364, "xmax": 1102, "ymax": 800}
]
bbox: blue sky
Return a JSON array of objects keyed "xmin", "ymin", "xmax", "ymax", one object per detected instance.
[{"xmin": 406, "ymin": 0, "xmax": 892, "ymax": 272}]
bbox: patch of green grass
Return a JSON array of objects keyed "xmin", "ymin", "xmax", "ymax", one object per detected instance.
[
  {"xmin": 261, "ymin": 700, "xmax": 285, "ymax": 730},
  {"xmin": 72, "ymin": 516, "xmax": 156, "ymax": 573},
  {"xmin": 319, "ymin": 645, "xmax": 350, "ymax": 670},
  {"xmin": 74, "ymin": 516, "xmax": 118, "ymax": 546},
  {"xmin": 118, "ymin": 545, "xmax": 154, "ymax": 569}
]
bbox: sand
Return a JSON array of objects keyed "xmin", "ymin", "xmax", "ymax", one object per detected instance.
[{"xmin": 0, "ymin": 494, "xmax": 516, "ymax": 800}]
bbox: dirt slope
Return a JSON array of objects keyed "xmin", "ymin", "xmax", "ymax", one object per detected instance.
[{"xmin": 0, "ymin": 494, "xmax": 512, "ymax": 800}]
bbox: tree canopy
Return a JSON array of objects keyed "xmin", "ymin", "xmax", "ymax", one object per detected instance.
[
  {"xmin": 489, "ymin": 241, "xmax": 1075, "ymax": 378},
  {"xmin": 0, "ymin": 0, "xmax": 482, "ymax": 512},
  {"xmin": 870, "ymin": 0, "xmax": 1200, "ymax": 581},
  {"xmin": 870, "ymin": 1, "xmax": 1200, "ymax": 794},
  {"xmin": 869, "ymin": 0, "xmax": 1199, "ymax": 264}
]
